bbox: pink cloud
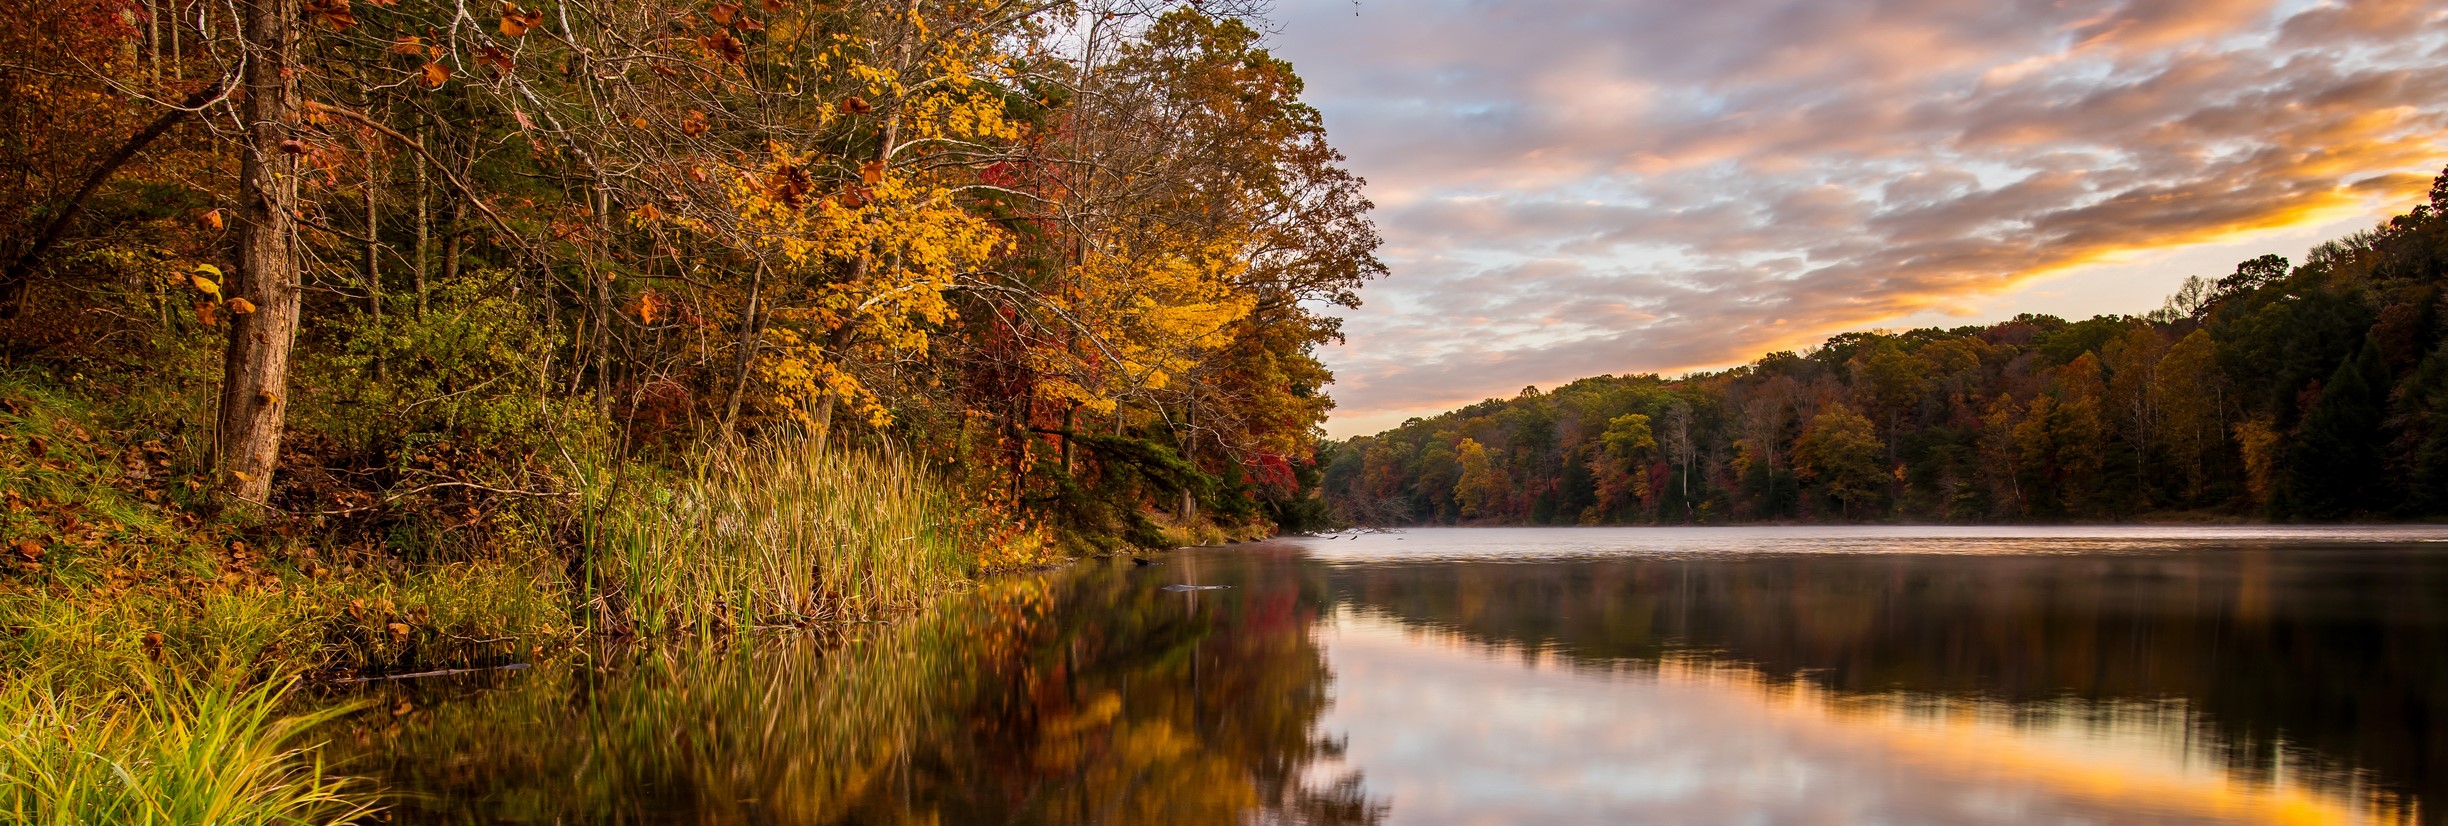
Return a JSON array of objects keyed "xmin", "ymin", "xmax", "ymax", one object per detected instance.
[{"xmin": 1264, "ymin": 0, "xmax": 2448, "ymax": 433}]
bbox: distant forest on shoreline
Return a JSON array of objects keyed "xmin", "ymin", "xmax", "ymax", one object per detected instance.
[{"xmin": 1322, "ymin": 167, "xmax": 2448, "ymax": 526}]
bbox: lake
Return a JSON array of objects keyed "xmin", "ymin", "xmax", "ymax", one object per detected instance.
[{"xmin": 332, "ymin": 526, "xmax": 2448, "ymax": 824}]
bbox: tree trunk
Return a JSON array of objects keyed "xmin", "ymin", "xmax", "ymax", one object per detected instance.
[
  {"xmin": 216, "ymin": 0, "xmax": 302, "ymax": 505},
  {"xmin": 364, "ymin": 142, "xmax": 384, "ymax": 381},
  {"xmin": 412, "ymin": 128, "xmax": 430, "ymax": 317},
  {"xmin": 717, "ymin": 261, "xmax": 767, "ymax": 443}
]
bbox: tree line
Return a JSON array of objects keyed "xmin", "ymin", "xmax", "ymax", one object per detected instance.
[
  {"xmin": 0, "ymin": 0, "xmax": 1379, "ymax": 550},
  {"xmin": 1325, "ymin": 170, "xmax": 2448, "ymax": 525}
]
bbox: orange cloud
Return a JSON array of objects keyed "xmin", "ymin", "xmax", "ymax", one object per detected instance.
[{"xmin": 1266, "ymin": 0, "xmax": 2448, "ymax": 434}]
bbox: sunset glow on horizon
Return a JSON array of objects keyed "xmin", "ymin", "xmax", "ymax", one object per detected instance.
[{"xmin": 1263, "ymin": 0, "xmax": 2448, "ymax": 437}]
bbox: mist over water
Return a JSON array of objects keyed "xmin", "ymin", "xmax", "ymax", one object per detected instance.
[{"xmin": 342, "ymin": 526, "xmax": 2448, "ymax": 824}]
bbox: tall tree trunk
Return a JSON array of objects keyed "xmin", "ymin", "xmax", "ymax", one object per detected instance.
[
  {"xmin": 216, "ymin": 0, "xmax": 302, "ymax": 504},
  {"xmin": 364, "ymin": 142, "xmax": 384, "ymax": 381},
  {"xmin": 412, "ymin": 126, "xmax": 430, "ymax": 317},
  {"xmin": 718, "ymin": 260, "xmax": 767, "ymax": 444}
]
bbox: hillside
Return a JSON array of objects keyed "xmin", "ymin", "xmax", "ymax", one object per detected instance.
[{"xmin": 1324, "ymin": 168, "xmax": 2448, "ymax": 525}]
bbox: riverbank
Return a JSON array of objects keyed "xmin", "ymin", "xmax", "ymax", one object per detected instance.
[{"xmin": 0, "ymin": 368, "xmax": 1049, "ymax": 822}]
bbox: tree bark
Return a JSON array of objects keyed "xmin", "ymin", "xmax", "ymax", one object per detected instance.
[
  {"xmin": 216, "ymin": 0, "xmax": 302, "ymax": 505},
  {"xmin": 412, "ymin": 126, "xmax": 430, "ymax": 317},
  {"xmin": 717, "ymin": 260, "xmax": 767, "ymax": 444},
  {"xmin": 364, "ymin": 141, "xmax": 384, "ymax": 381}
]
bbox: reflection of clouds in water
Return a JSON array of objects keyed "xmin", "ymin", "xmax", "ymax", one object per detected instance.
[{"xmin": 1310, "ymin": 610, "xmax": 2400, "ymax": 824}]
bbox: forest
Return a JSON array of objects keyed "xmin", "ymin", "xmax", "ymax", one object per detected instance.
[
  {"xmin": 1325, "ymin": 169, "xmax": 2448, "ymax": 526},
  {"xmin": 1, "ymin": 0, "xmax": 1375, "ymax": 569},
  {"xmin": 0, "ymin": 0, "xmax": 1373, "ymax": 818}
]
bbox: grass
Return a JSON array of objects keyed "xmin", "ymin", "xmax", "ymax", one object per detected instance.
[
  {"xmin": 0, "ymin": 670, "xmax": 375, "ymax": 826},
  {"xmin": 0, "ymin": 368, "xmax": 1030, "ymax": 823},
  {"xmin": 586, "ymin": 436, "xmax": 995, "ymax": 635}
]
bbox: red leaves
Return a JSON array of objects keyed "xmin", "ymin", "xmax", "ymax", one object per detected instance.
[
  {"xmin": 698, "ymin": 29, "xmax": 744, "ymax": 64},
  {"xmin": 478, "ymin": 45, "xmax": 515, "ymax": 73},
  {"xmin": 305, "ymin": 0, "xmax": 356, "ymax": 29},
  {"xmin": 765, "ymin": 161, "xmax": 813, "ymax": 208},
  {"xmin": 838, "ymin": 95, "xmax": 872, "ymax": 115},
  {"xmin": 500, "ymin": 1, "xmax": 543, "ymax": 37},
  {"xmin": 196, "ymin": 209, "xmax": 225, "ymax": 232},
  {"xmin": 710, "ymin": 2, "xmax": 761, "ymax": 30},
  {"xmin": 680, "ymin": 110, "xmax": 710, "ymax": 137}
]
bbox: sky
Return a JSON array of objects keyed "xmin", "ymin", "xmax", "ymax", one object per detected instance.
[{"xmin": 1256, "ymin": 0, "xmax": 2448, "ymax": 438}]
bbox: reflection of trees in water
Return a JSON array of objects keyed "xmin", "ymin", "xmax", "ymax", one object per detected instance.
[
  {"xmin": 1325, "ymin": 548, "xmax": 2448, "ymax": 820},
  {"xmin": 328, "ymin": 555, "xmax": 1383, "ymax": 825}
]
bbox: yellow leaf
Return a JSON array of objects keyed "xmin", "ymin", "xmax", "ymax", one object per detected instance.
[
  {"xmin": 189, "ymin": 270, "xmax": 221, "ymax": 297},
  {"xmin": 226, "ymin": 297, "xmax": 257, "ymax": 314},
  {"xmin": 421, "ymin": 63, "xmax": 452, "ymax": 88}
]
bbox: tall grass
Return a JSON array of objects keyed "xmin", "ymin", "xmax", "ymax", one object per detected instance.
[
  {"xmin": 0, "ymin": 672, "xmax": 374, "ymax": 825},
  {"xmin": 588, "ymin": 437, "xmax": 982, "ymax": 634}
]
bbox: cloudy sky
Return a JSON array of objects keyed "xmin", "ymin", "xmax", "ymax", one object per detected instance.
[{"xmin": 1258, "ymin": 0, "xmax": 2448, "ymax": 438}]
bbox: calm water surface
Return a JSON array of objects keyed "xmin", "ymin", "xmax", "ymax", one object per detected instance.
[{"xmin": 334, "ymin": 526, "xmax": 2448, "ymax": 824}]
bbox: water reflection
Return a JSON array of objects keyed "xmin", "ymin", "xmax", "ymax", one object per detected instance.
[
  {"xmin": 1303, "ymin": 527, "xmax": 2446, "ymax": 824},
  {"xmin": 328, "ymin": 549, "xmax": 1381, "ymax": 825},
  {"xmin": 334, "ymin": 527, "xmax": 2448, "ymax": 824}
]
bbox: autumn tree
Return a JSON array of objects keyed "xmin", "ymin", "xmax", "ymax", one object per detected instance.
[
  {"xmin": 2153, "ymin": 329, "xmax": 2223, "ymax": 502},
  {"xmin": 1452, "ymin": 438, "xmax": 1502, "ymax": 520},
  {"xmin": 1793, "ymin": 404, "xmax": 1883, "ymax": 519}
]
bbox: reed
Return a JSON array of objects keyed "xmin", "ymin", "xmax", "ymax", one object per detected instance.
[
  {"xmin": 588, "ymin": 437, "xmax": 981, "ymax": 634},
  {"xmin": 0, "ymin": 671, "xmax": 374, "ymax": 826}
]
